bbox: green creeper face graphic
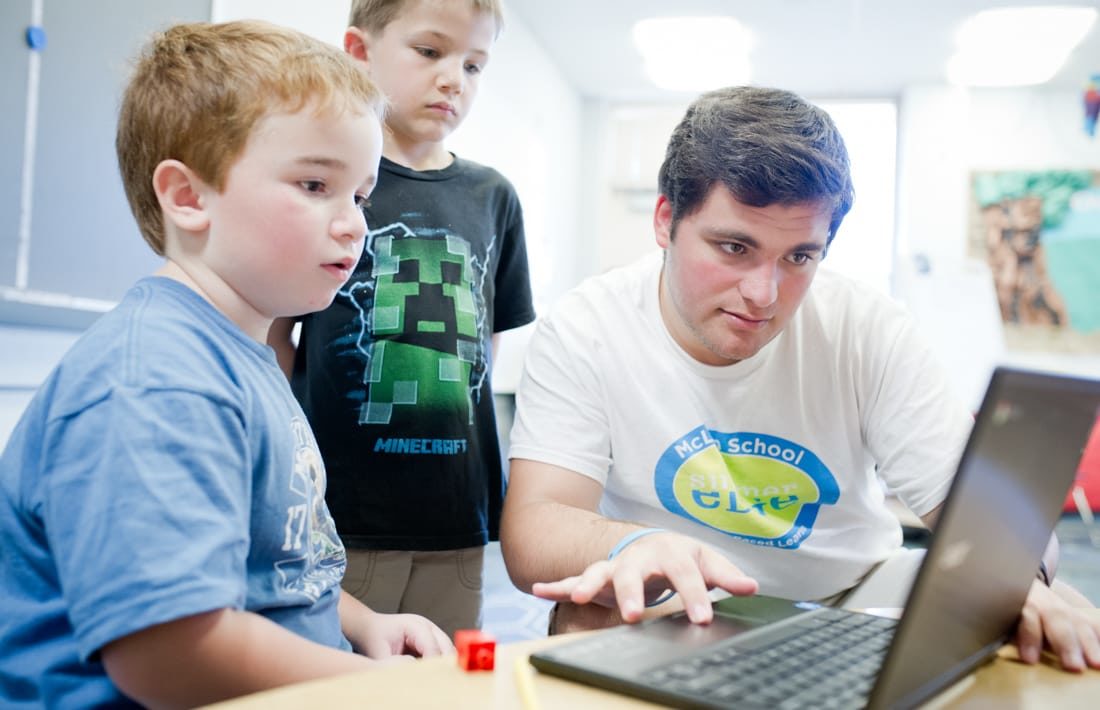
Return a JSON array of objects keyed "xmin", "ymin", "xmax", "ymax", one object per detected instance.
[
  {"xmin": 356, "ymin": 230, "xmax": 488, "ymax": 426},
  {"xmin": 371, "ymin": 234, "xmax": 478, "ymax": 342}
]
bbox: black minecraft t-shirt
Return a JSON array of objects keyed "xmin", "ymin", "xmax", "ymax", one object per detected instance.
[{"xmin": 293, "ymin": 156, "xmax": 535, "ymax": 550}]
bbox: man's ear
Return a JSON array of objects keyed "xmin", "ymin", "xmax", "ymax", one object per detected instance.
[
  {"xmin": 654, "ymin": 194, "xmax": 673, "ymax": 249},
  {"xmin": 344, "ymin": 26, "xmax": 370, "ymax": 64},
  {"xmin": 153, "ymin": 159, "xmax": 210, "ymax": 234}
]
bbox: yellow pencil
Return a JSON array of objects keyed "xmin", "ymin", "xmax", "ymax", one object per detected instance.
[{"xmin": 513, "ymin": 654, "xmax": 541, "ymax": 710}]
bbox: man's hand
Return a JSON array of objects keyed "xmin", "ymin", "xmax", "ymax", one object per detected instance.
[
  {"xmin": 531, "ymin": 530, "xmax": 758, "ymax": 624},
  {"xmin": 1015, "ymin": 579, "xmax": 1100, "ymax": 671}
]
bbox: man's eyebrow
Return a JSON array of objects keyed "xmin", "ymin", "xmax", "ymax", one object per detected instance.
[{"xmin": 704, "ymin": 229, "xmax": 826, "ymax": 253}]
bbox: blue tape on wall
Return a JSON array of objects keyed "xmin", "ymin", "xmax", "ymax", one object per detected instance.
[{"xmin": 25, "ymin": 26, "xmax": 47, "ymax": 51}]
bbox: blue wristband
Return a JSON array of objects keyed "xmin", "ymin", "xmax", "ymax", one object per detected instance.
[
  {"xmin": 1037, "ymin": 559, "xmax": 1052, "ymax": 586},
  {"xmin": 645, "ymin": 590, "xmax": 678, "ymax": 608},
  {"xmin": 607, "ymin": 528, "xmax": 677, "ymax": 608},
  {"xmin": 608, "ymin": 527, "xmax": 667, "ymax": 560}
]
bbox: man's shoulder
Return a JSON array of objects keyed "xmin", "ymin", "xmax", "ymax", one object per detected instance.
[
  {"xmin": 544, "ymin": 252, "xmax": 660, "ymax": 327},
  {"xmin": 796, "ymin": 268, "xmax": 917, "ymax": 352},
  {"xmin": 806, "ymin": 268, "xmax": 908, "ymax": 318}
]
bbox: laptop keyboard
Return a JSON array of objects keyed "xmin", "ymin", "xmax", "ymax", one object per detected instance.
[{"xmin": 644, "ymin": 608, "xmax": 897, "ymax": 709}]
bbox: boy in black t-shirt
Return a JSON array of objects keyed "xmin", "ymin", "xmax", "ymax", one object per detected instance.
[{"xmin": 269, "ymin": 0, "xmax": 535, "ymax": 639}]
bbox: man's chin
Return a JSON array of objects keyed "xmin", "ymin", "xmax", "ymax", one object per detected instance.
[{"xmin": 710, "ymin": 336, "xmax": 771, "ymax": 364}]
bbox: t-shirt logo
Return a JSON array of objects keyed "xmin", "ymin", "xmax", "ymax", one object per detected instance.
[
  {"xmin": 654, "ymin": 427, "xmax": 839, "ymax": 549},
  {"xmin": 345, "ymin": 224, "xmax": 492, "ymax": 430},
  {"xmin": 276, "ymin": 417, "xmax": 346, "ymax": 601}
]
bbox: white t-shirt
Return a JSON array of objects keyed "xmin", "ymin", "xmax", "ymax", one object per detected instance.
[{"xmin": 509, "ymin": 252, "xmax": 973, "ymax": 600}]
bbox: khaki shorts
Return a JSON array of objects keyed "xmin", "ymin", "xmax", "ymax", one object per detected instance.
[{"xmin": 342, "ymin": 546, "xmax": 484, "ymax": 640}]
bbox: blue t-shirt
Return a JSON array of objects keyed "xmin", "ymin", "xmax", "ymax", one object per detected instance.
[{"xmin": 0, "ymin": 277, "xmax": 350, "ymax": 708}]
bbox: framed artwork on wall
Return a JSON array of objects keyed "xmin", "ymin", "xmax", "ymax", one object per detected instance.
[{"xmin": 968, "ymin": 170, "xmax": 1100, "ymax": 354}]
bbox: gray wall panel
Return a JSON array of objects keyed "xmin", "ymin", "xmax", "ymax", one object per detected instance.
[
  {"xmin": 1, "ymin": 2, "xmax": 34, "ymax": 289},
  {"xmin": 27, "ymin": 0, "xmax": 209, "ymax": 301}
]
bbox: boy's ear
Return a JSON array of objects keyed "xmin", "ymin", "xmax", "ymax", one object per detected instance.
[
  {"xmin": 153, "ymin": 159, "xmax": 210, "ymax": 234},
  {"xmin": 344, "ymin": 26, "xmax": 370, "ymax": 65}
]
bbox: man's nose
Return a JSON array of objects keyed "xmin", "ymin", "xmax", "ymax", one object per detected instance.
[{"xmin": 739, "ymin": 262, "xmax": 779, "ymax": 307}]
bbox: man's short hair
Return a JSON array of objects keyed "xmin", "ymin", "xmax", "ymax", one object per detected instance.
[
  {"xmin": 657, "ymin": 86, "xmax": 854, "ymax": 245},
  {"xmin": 348, "ymin": 0, "xmax": 504, "ymax": 35},
  {"xmin": 116, "ymin": 20, "xmax": 385, "ymax": 255}
]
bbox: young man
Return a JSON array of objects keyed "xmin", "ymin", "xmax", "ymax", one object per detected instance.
[
  {"xmin": 270, "ymin": 0, "xmax": 535, "ymax": 638},
  {"xmin": 500, "ymin": 86, "xmax": 1100, "ymax": 671},
  {"xmin": 0, "ymin": 21, "xmax": 450, "ymax": 708}
]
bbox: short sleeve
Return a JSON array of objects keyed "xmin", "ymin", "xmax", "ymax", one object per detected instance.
[
  {"xmin": 41, "ymin": 386, "xmax": 251, "ymax": 660},
  {"xmin": 492, "ymin": 187, "xmax": 536, "ymax": 333},
  {"xmin": 861, "ymin": 317, "xmax": 974, "ymax": 517},
  {"xmin": 508, "ymin": 307, "xmax": 613, "ymax": 483}
]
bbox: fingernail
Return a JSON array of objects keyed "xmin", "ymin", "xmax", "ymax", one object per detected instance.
[{"xmin": 691, "ymin": 604, "xmax": 711, "ymax": 622}]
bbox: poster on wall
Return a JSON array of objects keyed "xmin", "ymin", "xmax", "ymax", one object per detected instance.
[{"xmin": 969, "ymin": 170, "xmax": 1100, "ymax": 354}]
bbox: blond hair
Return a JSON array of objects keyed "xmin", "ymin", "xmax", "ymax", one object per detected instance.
[
  {"xmin": 348, "ymin": 0, "xmax": 504, "ymax": 35},
  {"xmin": 117, "ymin": 20, "xmax": 385, "ymax": 255}
]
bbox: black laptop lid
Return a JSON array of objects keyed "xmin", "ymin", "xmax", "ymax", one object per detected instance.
[{"xmin": 868, "ymin": 367, "xmax": 1100, "ymax": 709}]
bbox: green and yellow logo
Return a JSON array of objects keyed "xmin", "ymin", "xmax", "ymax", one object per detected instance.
[{"xmin": 654, "ymin": 427, "xmax": 839, "ymax": 548}]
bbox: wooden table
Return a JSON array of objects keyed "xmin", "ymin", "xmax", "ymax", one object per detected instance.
[{"xmin": 205, "ymin": 611, "xmax": 1100, "ymax": 709}]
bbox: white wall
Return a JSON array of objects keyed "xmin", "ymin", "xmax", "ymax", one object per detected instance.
[
  {"xmin": 0, "ymin": 0, "xmax": 584, "ymax": 446},
  {"xmin": 895, "ymin": 85, "xmax": 1100, "ymax": 407},
  {"xmin": 211, "ymin": 0, "xmax": 348, "ymax": 45},
  {"xmin": 3, "ymin": 5, "xmax": 1098, "ymax": 443}
]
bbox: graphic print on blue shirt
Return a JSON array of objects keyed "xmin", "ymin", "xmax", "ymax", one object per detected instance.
[
  {"xmin": 654, "ymin": 427, "xmax": 839, "ymax": 548},
  {"xmin": 275, "ymin": 417, "xmax": 346, "ymax": 601},
  {"xmin": 337, "ymin": 222, "xmax": 493, "ymax": 432}
]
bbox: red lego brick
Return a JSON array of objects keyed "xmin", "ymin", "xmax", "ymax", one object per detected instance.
[{"xmin": 455, "ymin": 629, "xmax": 496, "ymax": 671}]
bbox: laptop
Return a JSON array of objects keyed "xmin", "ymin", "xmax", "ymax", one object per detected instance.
[{"xmin": 529, "ymin": 367, "xmax": 1100, "ymax": 710}]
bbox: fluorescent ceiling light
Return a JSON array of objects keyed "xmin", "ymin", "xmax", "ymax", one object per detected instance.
[
  {"xmin": 632, "ymin": 16, "xmax": 753, "ymax": 92},
  {"xmin": 947, "ymin": 6, "xmax": 1098, "ymax": 87}
]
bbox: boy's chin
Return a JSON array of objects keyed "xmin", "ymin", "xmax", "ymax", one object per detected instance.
[{"xmin": 289, "ymin": 295, "xmax": 340, "ymax": 318}]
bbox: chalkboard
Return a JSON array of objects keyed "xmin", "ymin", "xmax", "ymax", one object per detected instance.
[{"xmin": 1, "ymin": 0, "xmax": 210, "ymax": 329}]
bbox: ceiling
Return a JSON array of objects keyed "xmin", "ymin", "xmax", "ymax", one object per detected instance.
[{"xmin": 505, "ymin": 0, "xmax": 1100, "ymax": 102}]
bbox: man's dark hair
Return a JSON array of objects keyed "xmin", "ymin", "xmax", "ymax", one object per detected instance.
[{"xmin": 657, "ymin": 86, "xmax": 854, "ymax": 245}]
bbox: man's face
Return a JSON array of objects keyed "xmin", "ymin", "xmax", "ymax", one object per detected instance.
[{"xmin": 655, "ymin": 185, "xmax": 832, "ymax": 365}]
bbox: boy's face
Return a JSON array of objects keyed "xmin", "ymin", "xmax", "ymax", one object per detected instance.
[
  {"xmin": 353, "ymin": 0, "xmax": 496, "ymax": 147},
  {"xmin": 198, "ymin": 104, "xmax": 383, "ymax": 332},
  {"xmin": 655, "ymin": 185, "xmax": 831, "ymax": 366}
]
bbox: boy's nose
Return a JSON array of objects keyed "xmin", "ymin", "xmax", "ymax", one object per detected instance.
[
  {"xmin": 437, "ymin": 59, "xmax": 465, "ymax": 94},
  {"xmin": 333, "ymin": 202, "xmax": 368, "ymax": 242}
]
